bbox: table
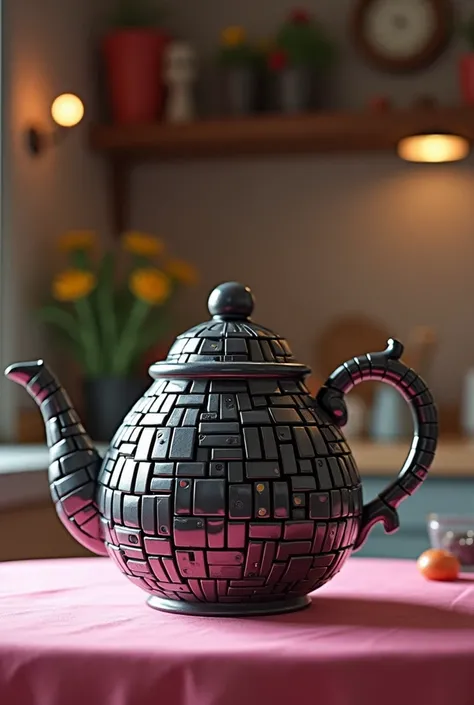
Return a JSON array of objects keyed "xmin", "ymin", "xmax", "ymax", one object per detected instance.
[{"xmin": 1, "ymin": 557, "xmax": 474, "ymax": 705}]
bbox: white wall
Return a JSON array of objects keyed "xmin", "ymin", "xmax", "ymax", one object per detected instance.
[{"xmin": 1, "ymin": 0, "xmax": 112, "ymax": 439}]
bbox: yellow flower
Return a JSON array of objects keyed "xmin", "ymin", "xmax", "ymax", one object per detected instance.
[
  {"xmin": 130, "ymin": 268, "xmax": 170, "ymax": 306},
  {"xmin": 165, "ymin": 258, "xmax": 199, "ymax": 286},
  {"xmin": 221, "ymin": 26, "xmax": 246, "ymax": 47},
  {"xmin": 58, "ymin": 230, "xmax": 95, "ymax": 252},
  {"xmin": 53, "ymin": 269, "xmax": 96, "ymax": 302},
  {"xmin": 122, "ymin": 231, "xmax": 165, "ymax": 258}
]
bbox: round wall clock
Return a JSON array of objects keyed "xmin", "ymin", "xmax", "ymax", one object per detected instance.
[{"xmin": 352, "ymin": 0, "xmax": 452, "ymax": 73}]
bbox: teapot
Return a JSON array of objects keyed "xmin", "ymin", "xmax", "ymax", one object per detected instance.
[{"xmin": 5, "ymin": 282, "xmax": 438, "ymax": 617}]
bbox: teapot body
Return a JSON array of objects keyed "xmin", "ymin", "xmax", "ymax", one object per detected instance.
[
  {"xmin": 97, "ymin": 373, "xmax": 362, "ymax": 614},
  {"xmin": 5, "ymin": 282, "xmax": 437, "ymax": 617}
]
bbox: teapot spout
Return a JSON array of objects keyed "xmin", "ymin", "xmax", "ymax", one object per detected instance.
[{"xmin": 5, "ymin": 360, "xmax": 108, "ymax": 556}]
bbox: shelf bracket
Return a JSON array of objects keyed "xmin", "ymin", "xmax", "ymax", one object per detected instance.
[{"xmin": 110, "ymin": 159, "xmax": 131, "ymax": 237}]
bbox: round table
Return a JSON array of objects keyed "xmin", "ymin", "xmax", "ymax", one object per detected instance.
[{"xmin": 1, "ymin": 557, "xmax": 474, "ymax": 705}]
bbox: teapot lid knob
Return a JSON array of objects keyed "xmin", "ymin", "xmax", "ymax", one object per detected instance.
[{"xmin": 208, "ymin": 282, "xmax": 254, "ymax": 320}]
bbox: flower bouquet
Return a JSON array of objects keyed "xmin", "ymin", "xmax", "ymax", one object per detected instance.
[
  {"xmin": 39, "ymin": 230, "xmax": 198, "ymax": 440},
  {"xmin": 266, "ymin": 7, "xmax": 336, "ymax": 113},
  {"xmin": 216, "ymin": 25, "xmax": 260, "ymax": 116}
]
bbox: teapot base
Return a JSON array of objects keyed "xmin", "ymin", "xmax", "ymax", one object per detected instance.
[{"xmin": 147, "ymin": 594, "xmax": 311, "ymax": 617}]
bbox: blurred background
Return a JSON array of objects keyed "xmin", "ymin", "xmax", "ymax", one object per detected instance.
[{"xmin": 1, "ymin": 0, "xmax": 474, "ymax": 565}]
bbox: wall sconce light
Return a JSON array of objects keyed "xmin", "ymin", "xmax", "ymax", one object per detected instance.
[
  {"xmin": 27, "ymin": 93, "xmax": 85, "ymax": 156},
  {"xmin": 397, "ymin": 131, "xmax": 470, "ymax": 164}
]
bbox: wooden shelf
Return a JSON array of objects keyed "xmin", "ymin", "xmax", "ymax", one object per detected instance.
[
  {"xmin": 88, "ymin": 106, "xmax": 474, "ymax": 234},
  {"xmin": 90, "ymin": 106, "xmax": 474, "ymax": 160}
]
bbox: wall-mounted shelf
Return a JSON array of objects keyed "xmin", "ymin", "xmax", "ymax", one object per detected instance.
[{"xmin": 89, "ymin": 106, "xmax": 474, "ymax": 234}]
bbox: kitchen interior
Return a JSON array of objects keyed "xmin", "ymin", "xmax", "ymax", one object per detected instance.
[{"xmin": 1, "ymin": 0, "xmax": 474, "ymax": 570}]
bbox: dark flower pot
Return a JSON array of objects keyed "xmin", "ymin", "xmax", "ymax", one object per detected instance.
[
  {"xmin": 271, "ymin": 67, "xmax": 322, "ymax": 114},
  {"xmin": 84, "ymin": 377, "xmax": 149, "ymax": 442},
  {"xmin": 255, "ymin": 68, "xmax": 269, "ymax": 113},
  {"xmin": 220, "ymin": 67, "xmax": 258, "ymax": 116}
]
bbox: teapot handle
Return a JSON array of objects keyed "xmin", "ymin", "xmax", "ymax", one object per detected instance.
[{"xmin": 316, "ymin": 338, "xmax": 438, "ymax": 551}]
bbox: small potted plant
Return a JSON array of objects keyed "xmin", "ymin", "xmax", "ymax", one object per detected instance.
[
  {"xmin": 267, "ymin": 8, "xmax": 336, "ymax": 113},
  {"xmin": 460, "ymin": 15, "xmax": 474, "ymax": 105},
  {"xmin": 102, "ymin": 0, "xmax": 169, "ymax": 124},
  {"xmin": 38, "ymin": 230, "xmax": 198, "ymax": 441},
  {"xmin": 216, "ymin": 25, "xmax": 259, "ymax": 116}
]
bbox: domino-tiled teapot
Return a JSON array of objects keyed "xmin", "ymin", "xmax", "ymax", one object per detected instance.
[{"xmin": 5, "ymin": 282, "xmax": 438, "ymax": 616}]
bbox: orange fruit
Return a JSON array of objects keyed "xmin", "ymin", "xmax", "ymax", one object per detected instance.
[{"xmin": 417, "ymin": 548, "xmax": 460, "ymax": 581}]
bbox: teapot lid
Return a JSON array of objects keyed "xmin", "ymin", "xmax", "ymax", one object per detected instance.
[{"xmin": 150, "ymin": 282, "xmax": 310, "ymax": 379}]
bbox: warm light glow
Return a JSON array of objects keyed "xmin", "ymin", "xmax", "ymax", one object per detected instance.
[
  {"xmin": 397, "ymin": 133, "xmax": 470, "ymax": 164},
  {"xmin": 51, "ymin": 93, "xmax": 84, "ymax": 128}
]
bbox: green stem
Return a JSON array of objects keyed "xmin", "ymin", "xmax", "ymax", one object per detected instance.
[
  {"xmin": 38, "ymin": 306, "xmax": 81, "ymax": 343},
  {"xmin": 128, "ymin": 314, "xmax": 169, "ymax": 370},
  {"xmin": 112, "ymin": 299, "xmax": 151, "ymax": 376},
  {"xmin": 71, "ymin": 249, "xmax": 90, "ymax": 270},
  {"xmin": 96, "ymin": 254, "xmax": 117, "ymax": 366},
  {"xmin": 98, "ymin": 287, "xmax": 117, "ymax": 366},
  {"xmin": 127, "ymin": 254, "xmax": 153, "ymax": 272},
  {"xmin": 75, "ymin": 297, "xmax": 102, "ymax": 376}
]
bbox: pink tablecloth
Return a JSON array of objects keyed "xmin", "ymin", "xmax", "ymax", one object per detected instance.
[{"xmin": 1, "ymin": 557, "xmax": 474, "ymax": 705}]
